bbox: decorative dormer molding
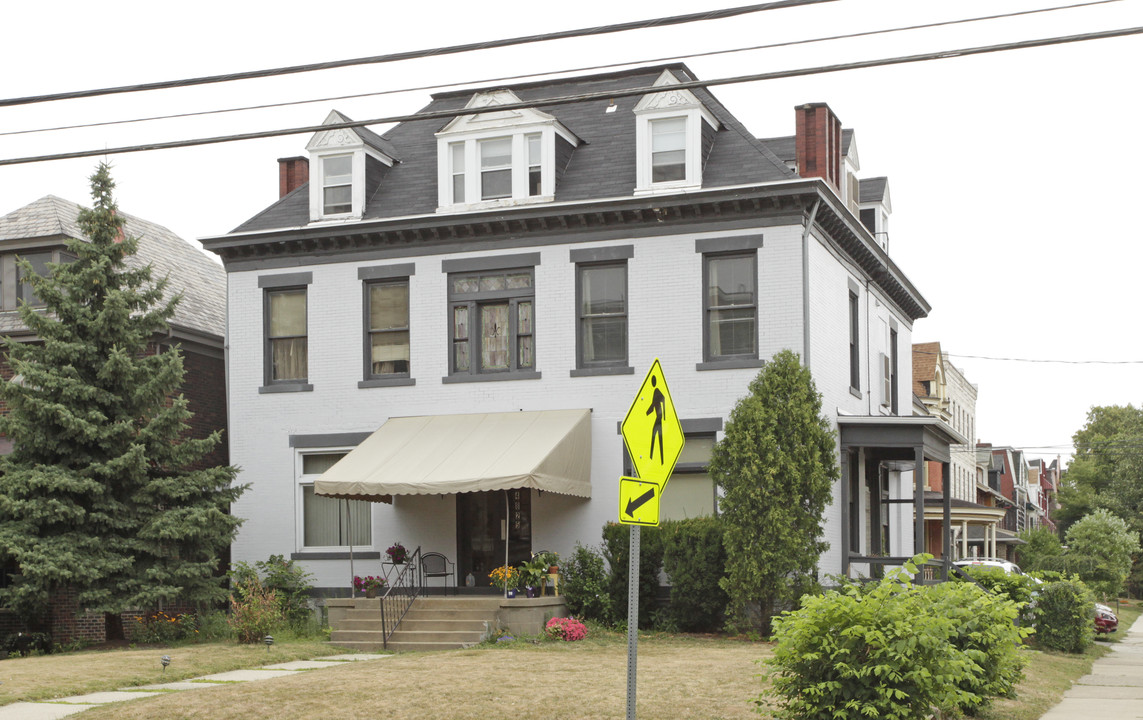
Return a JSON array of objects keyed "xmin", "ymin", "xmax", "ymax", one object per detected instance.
[
  {"xmin": 306, "ymin": 110, "xmax": 397, "ymax": 223},
  {"xmin": 436, "ymin": 90, "xmax": 580, "ymax": 211},
  {"xmin": 633, "ymin": 70, "xmax": 720, "ymax": 195}
]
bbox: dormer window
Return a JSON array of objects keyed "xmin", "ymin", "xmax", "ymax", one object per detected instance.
[
  {"xmin": 322, "ymin": 155, "xmax": 353, "ymax": 215},
  {"xmin": 634, "ymin": 70, "xmax": 719, "ymax": 194},
  {"xmin": 305, "ymin": 110, "xmax": 398, "ymax": 223},
  {"xmin": 437, "ymin": 90, "xmax": 580, "ymax": 211}
]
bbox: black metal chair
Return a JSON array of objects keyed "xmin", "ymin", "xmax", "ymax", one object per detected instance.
[{"xmin": 420, "ymin": 552, "xmax": 456, "ymax": 596}]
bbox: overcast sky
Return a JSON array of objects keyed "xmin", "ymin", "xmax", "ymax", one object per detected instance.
[{"xmin": 2, "ymin": 0, "xmax": 1140, "ymax": 465}]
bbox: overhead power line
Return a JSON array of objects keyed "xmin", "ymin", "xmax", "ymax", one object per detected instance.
[
  {"xmin": 0, "ymin": 0, "xmax": 833, "ymax": 109},
  {"xmin": 915, "ymin": 348, "xmax": 1143, "ymax": 364},
  {"xmin": 0, "ymin": 0, "xmax": 1118, "ymax": 139},
  {"xmin": 2, "ymin": 25, "xmax": 1141, "ymax": 168}
]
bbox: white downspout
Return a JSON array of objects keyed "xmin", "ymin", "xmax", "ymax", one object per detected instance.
[{"xmin": 801, "ymin": 199, "xmax": 820, "ymax": 369}]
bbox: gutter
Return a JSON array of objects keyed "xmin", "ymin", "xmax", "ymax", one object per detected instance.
[{"xmin": 801, "ymin": 199, "xmax": 820, "ymax": 370}]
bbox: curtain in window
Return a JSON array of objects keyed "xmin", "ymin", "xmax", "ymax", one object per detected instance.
[
  {"xmin": 481, "ymin": 303, "xmax": 509, "ymax": 369},
  {"xmin": 302, "ymin": 486, "xmax": 371, "ymax": 547},
  {"xmin": 581, "ymin": 266, "xmax": 625, "ymax": 363},
  {"xmin": 270, "ymin": 290, "xmax": 307, "ymax": 380},
  {"xmin": 707, "ymin": 258, "xmax": 755, "ymax": 357},
  {"xmin": 370, "ymin": 284, "xmax": 409, "ymax": 374},
  {"xmin": 651, "ymin": 117, "xmax": 686, "ymax": 182}
]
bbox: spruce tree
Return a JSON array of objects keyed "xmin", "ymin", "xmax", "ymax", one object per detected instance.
[
  {"xmin": 710, "ymin": 349, "xmax": 837, "ymax": 635},
  {"xmin": 0, "ymin": 163, "xmax": 244, "ymax": 620}
]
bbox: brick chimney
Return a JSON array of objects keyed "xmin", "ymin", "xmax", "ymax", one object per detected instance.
[
  {"xmin": 277, "ymin": 156, "xmax": 309, "ymax": 198},
  {"xmin": 794, "ymin": 103, "xmax": 842, "ymax": 192}
]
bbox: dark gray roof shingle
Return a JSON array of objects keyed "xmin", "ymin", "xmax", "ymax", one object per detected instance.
[
  {"xmin": 233, "ymin": 64, "xmax": 797, "ymax": 233},
  {"xmin": 0, "ymin": 196, "xmax": 226, "ymax": 340}
]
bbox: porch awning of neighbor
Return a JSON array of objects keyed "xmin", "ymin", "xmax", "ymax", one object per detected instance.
[{"xmin": 313, "ymin": 408, "xmax": 593, "ymax": 502}]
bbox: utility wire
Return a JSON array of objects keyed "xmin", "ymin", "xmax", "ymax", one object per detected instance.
[
  {"xmin": 914, "ymin": 348, "xmax": 1143, "ymax": 364},
  {"xmin": 0, "ymin": 0, "xmax": 1118, "ymax": 139},
  {"xmin": 0, "ymin": 0, "xmax": 833, "ymax": 109},
  {"xmin": 2, "ymin": 25, "xmax": 1141, "ymax": 168}
]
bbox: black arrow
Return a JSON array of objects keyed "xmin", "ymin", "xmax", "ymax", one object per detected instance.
[{"xmin": 625, "ymin": 487, "xmax": 656, "ymax": 517}]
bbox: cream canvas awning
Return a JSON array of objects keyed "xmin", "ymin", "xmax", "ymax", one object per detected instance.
[{"xmin": 314, "ymin": 408, "xmax": 592, "ymax": 501}]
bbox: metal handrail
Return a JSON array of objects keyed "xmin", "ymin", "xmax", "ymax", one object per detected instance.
[{"xmin": 378, "ymin": 546, "xmax": 423, "ymax": 649}]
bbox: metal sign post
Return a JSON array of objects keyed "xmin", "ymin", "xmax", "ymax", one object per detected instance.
[{"xmin": 626, "ymin": 524, "xmax": 640, "ymax": 720}]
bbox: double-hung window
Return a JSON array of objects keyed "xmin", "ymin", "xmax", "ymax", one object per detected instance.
[
  {"xmin": 359, "ymin": 263, "xmax": 414, "ymax": 387},
  {"xmin": 444, "ymin": 254, "xmax": 539, "ymax": 381},
  {"xmin": 298, "ymin": 453, "xmax": 371, "ymax": 549},
  {"xmin": 704, "ymin": 253, "xmax": 757, "ymax": 360},
  {"xmin": 322, "ymin": 155, "xmax": 353, "ymax": 215},
  {"xmin": 650, "ymin": 117, "xmax": 687, "ymax": 183},
  {"xmin": 849, "ymin": 289, "xmax": 861, "ymax": 393},
  {"xmin": 260, "ymin": 272, "xmax": 313, "ymax": 392},
  {"xmin": 571, "ymin": 245, "xmax": 633, "ymax": 375},
  {"xmin": 479, "ymin": 138, "xmax": 513, "ymax": 200}
]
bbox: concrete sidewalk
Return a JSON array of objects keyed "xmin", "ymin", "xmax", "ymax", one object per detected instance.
[
  {"xmin": 0, "ymin": 653, "xmax": 390, "ymax": 719},
  {"xmin": 1039, "ymin": 612, "xmax": 1143, "ymax": 720}
]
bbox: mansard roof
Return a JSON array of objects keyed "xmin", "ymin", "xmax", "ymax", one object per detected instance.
[
  {"xmin": 233, "ymin": 64, "xmax": 795, "ymax": 233},
  {"xmin": 0, "ymin": 195, "xmax": 225, "ymax": 343}
]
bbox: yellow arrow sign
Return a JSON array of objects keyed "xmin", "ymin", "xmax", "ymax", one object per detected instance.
[
  {"xmin": 621, "ymin": 359, "xmax": 684, "ymax": 486},
  {"xmin": 618, "ymin": 476, "xmax": 661, "ymax": 526}
]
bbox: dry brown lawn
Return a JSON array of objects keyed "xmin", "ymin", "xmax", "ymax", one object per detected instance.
[{"xmin": 79, "ymin": 636, "xmax": 769, "ymax": 720}]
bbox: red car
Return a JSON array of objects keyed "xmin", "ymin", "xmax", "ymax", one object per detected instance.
[{"xmin": 1095, "ymin": 603, "xmax": 1119, "ymax": 633}]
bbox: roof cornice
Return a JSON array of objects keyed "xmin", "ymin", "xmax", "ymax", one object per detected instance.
[{"xmin": 203, "ymin": 179, "xmax": 930, "ymax": 320}]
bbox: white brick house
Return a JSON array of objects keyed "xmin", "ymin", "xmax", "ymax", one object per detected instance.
[{"xmin": 202, "ymin": 65, "xmax": 956, "ymax": 595}]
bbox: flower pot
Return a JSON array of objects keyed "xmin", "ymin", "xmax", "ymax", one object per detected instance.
[
  {"xmin": 525, "ymin": 586, "xmax": 537, "ymax": 599},
  {"xmin": 365, "ymin": 587, "xmax": 377, "ymax": 599},
  {"xmin": 506, "ymin": 589, "xmax": 517, "ymax": 599},
  {"xmin": 548, "ymin": 565, "xmax": 559, "ymax": 574}
]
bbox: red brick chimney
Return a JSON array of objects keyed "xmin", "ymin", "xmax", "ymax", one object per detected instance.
[
  {"xmin": 794, "ymin": 103, "xmax": 842, "ymax": 192},
  {"xmin": 278, "ymin": 156, "xmax": 309, "ymax": 198}
]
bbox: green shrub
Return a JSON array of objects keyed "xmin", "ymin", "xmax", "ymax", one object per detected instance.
[
  {"xmin": 1037, "ymin": 554, "xmax": 1119, "ymax": 600},
  {"xmin": 228, "ymin": 575, "xmax": 282, "ymax": 644},
  {"xmin": 924, "ymin": 581, "xmax": 1028, "ymax": 715},
  {"xmin": 766, "ymin": 561, "xmax": 978, "ymax": 719},
  {"xmin": 231, "ymin": 555, "xmax": 315, "ymax": 632},
  {"xmin": 1, "ymin": 631, "xmax": 53, "ymax": 658},
  {"xmin": 602, "ymin": 522, "xmax": 663, "ymax": 629},
  {"xmin": 1035, "ymin": 580, "xmax": 1095, "ymax": 653},
  {"xmin": 660, "ymin": 517, "xmax": 728, "ymax": 632},
  {"xmin": 562, "ymin": 543, "xmax": 613, "ymax": 624}
]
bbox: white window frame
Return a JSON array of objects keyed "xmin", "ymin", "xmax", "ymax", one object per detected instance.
[
  {"xmin": 437, "ymin": 128, "xmax": 561, "ymax": 210},
  {"xmin": 634, "ymin": 107, "xmax": 716, "ymax": 194},
  {"xmin": 307, "ymin": 148, "xmax": 392, "ymax": 222},
  {"xmin": 320, "ymin": 153, "xmax": 353, "ymax": 216},
  {"xmin": 295, "ymin": 450, "xmax": 373, "ymax": 553}
]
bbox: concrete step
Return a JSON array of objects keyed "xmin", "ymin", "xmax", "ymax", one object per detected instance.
[
  {"xmin": 329, "ymin": 595, "xmax": 501, "ymax": 651},
  {"xmin": 400, "ymin": 608, "xmax": 500, "ymax": 621},
  {"xmin": 333, "ymin": 627, "xmax": 487, "ymax": 644},
  {"xmin": 335, "ymin": 618, "xmax": 487, "ymax": 632},
  {"xmin": 413, "ymin": 597, "xmax": 502, "ymax": 611}
]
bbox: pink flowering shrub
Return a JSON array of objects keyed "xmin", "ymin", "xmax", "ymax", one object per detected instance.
[{"xmin": 544, "ymin": 616, "xmax": 587, "ymax": 642}]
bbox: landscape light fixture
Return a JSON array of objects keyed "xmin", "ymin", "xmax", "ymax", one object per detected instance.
[
  {"xmin": 160, "ymin": 655, "xmax": 171, "ymax": 674},
  {"xmin": 264, "ymin": 635, "xmax": 274, "ymax": 652}
]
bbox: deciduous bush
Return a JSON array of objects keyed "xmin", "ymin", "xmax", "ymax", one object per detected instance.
[
  {"xmin": 132, "ymin": 611, "xmax": 200, "ymax": 644},
  {"xmin": 562, "ymin": 543, "xmax": 613, "ymax": 624},
  {"xmin": 1035, "ymin": 580, "xmax": 1095, "ymax": 653},
  {"xmin": 660, "ymin": 517, "xmax": 728, "ymax": 632},
  {"xmin": 765, "ymin": 556, "xmax": 1026, "ymax": 720},
  {"xmin": 924, "ymin": 581, "xmax": 1028, "ymax": 715},
  {"xmin": 232, "ymin": 555, "xmax": 315, "ymax": 632},
  {"xmin": 228, "ymin": 575, "xmax": 281, "ymax": 644},
  {"xmin": 602, "ymin": 522, "xmax": 663, "ymax": 629},
  {"xmin": 544, "ymin": 616, "xmax": 587, "ymax": 641}
]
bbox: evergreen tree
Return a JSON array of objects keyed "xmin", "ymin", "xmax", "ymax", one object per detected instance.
[
  {"xmin": 711, "ymin": 349, "xmax": 837, "ymax": 635},
  {"xmin": 0, "ymin": 163, "xmax": 244, "ymax": 620}
]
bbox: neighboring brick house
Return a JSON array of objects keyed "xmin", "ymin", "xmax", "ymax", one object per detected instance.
[
  {"xmin": 910, "ymin": 342, "xmax": 1002, "ymax": 561},
  {"xmin": 202, "ymin": 63, "xmax": 960, "ymax": 595},
  {"xmin": 0, "ymin": 195, "xmax": 228, "ymax": 643}
]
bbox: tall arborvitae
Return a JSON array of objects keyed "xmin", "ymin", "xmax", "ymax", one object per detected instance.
[{"xmin": 0, "ymin": 163, "xmax": 244, "ymax": 619}]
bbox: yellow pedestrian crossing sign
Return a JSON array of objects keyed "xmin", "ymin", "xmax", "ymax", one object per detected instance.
[
  {"xmin": 620, "ymin": 359, "xmax": 684, "ymax": 486},
  {"xmin": 618, "ymin": 476, "xmax": 660, "ymax": 526}
]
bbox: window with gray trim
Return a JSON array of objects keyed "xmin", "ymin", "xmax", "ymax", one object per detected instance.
[
  {"xmin": 703, "ymin": 252, "xmax": 757, "ymax": 361},
  {"xmin": 266, "ymin": 287, "xmax": 308, "ymax": 383},
  {"xmin": 364, "ymin": 279, "xmax": 410, "ymax": 379},
  {"xmin": 298, "ymin": 453, "xmax": 371, "ymax": 548},
  {"xmin": 660, "ymin": 432, "xmax": 717, "ymax": 520},
  {"xmin": 577, "ymin": 262, "xmax": 627, "ymax": 369},
  {"xmin": 848, "ymin": 290, "xmax": 860, "ymax": 391},
  {"xmin": 449, "ymin": 268, "xmax": 535, "ymax": 376}
]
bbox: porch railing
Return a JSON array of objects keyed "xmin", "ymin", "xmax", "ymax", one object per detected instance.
[
  {"xmin": 377, "ymin": 546, "xmax": 423, "ymax": 649},
  {"xmin": 848, "ymin": 555, "xmax": 951, "ymax": 584}
]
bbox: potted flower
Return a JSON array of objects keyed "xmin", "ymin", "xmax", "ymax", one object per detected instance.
[
  {"xmin": 489, "ymin": 566, "xmax": 520, "ymax": 597},
  {"xmin": 535, "ymin": 550, "xmax": 560, "ymax": 574},
  {"xmin": 353, "ymin": 575, "xmax": 387, "ymax": 599},
  {"xmin": 520, "ymin": 556, "xmax": 549, "ymax": 598},
  {"xmin": 386, "ymin": 542, "xmax": 408, "ymax": 565}
]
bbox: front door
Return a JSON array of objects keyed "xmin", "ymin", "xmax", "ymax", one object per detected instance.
[{"xmin": 456, "ymin": 490, "xmax": 531, "ymax": 588}]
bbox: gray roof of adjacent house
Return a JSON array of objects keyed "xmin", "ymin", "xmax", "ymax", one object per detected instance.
[
  {"xmin": 859, "ymin": 177, "xmax": 888, "ymax": 204},
  {"xmin": 0, "ymin": 195, "xmax": 226, "ymax": 342},
  {"xmin": 234, "ymin": 64, "xmax": 797, "ymax": 233}
]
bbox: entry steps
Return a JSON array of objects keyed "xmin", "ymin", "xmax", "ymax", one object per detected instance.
[{"xmin": 329, "ymin": 596, "xmax": 501, "ymax": 652}]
